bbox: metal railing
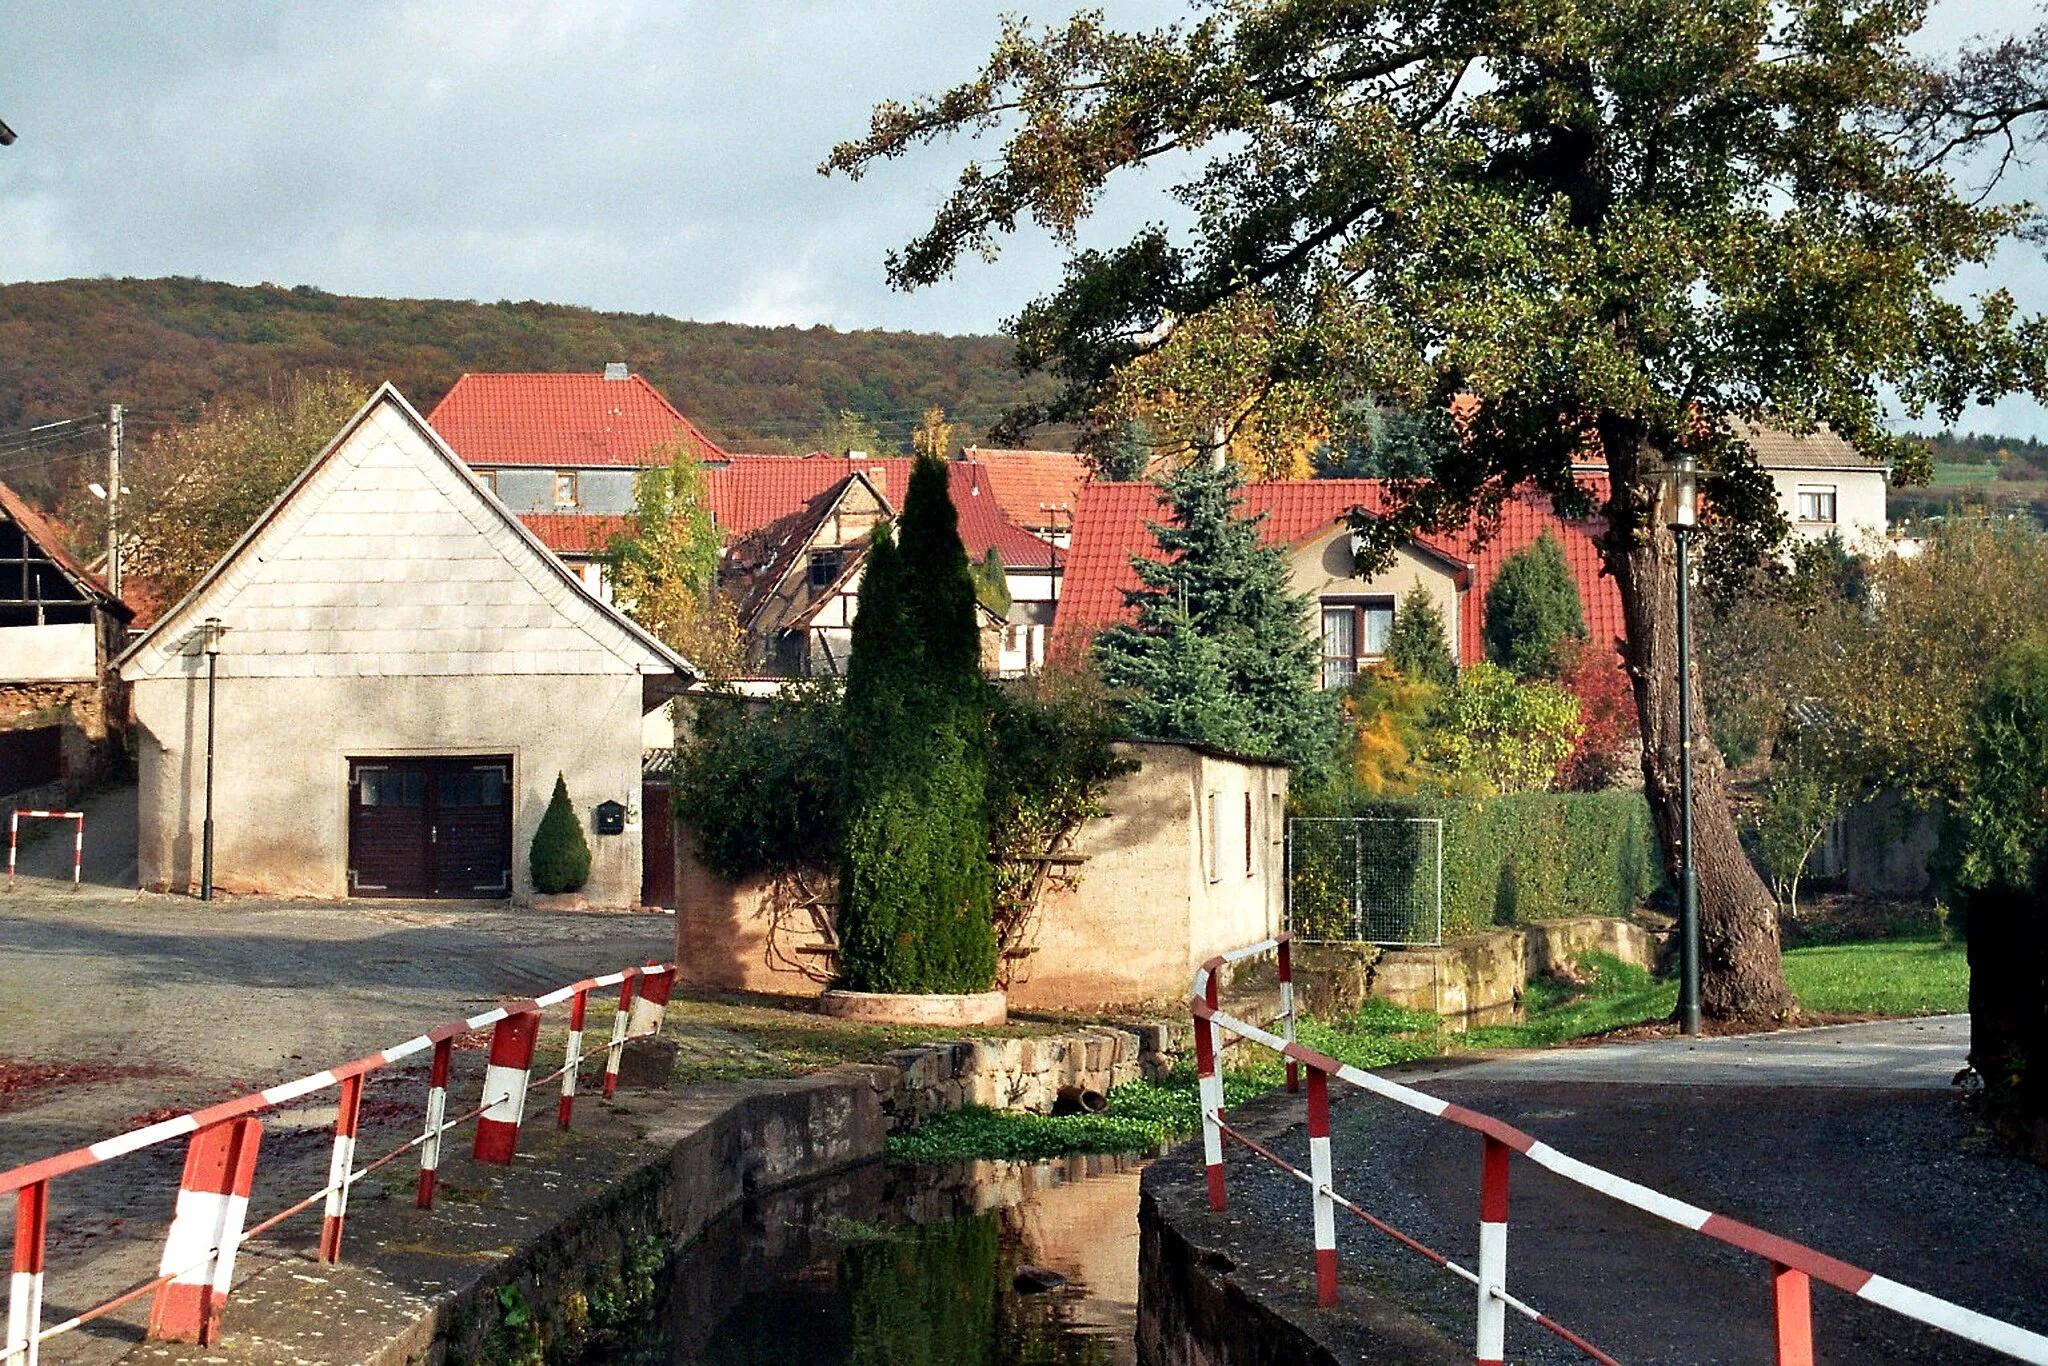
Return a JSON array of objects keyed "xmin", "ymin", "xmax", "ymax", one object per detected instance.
[
  {"xmin": 1191, "ymin": 934, "xmax": 2048, "ymax": 1365},
  {"xmin": 2, "ymin": 961, "xmax": 678, "ymax": 1363}
]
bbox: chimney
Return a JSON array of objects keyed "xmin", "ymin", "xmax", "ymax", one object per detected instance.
[{"xmin": 602, "ymin": 362, "xmax": 629, "ymax": 380}]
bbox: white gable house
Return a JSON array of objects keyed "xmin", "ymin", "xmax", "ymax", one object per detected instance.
[{"xmin": 118, "ymin": 385, "xmax": 693, "ymax": 906}]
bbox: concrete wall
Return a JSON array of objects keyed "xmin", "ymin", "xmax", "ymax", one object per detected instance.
[
  {"xmin": 1812, "ymin": 789, "xmax": 1942, "ymax": 898},
  {"xmin": 674, "ymin": 740, "xmax": 1289, "ymax": 1010},
  {"xmin": 1368, "ymin": 915, "xmax": 1660, "ymax": 1026},
  {"xmin": 132, "ymin": 671, "xmax": 648, "ymax": 904},
  {"xmin": 0, "ymin": 623, "xmax": 98, "ymax": 683}
]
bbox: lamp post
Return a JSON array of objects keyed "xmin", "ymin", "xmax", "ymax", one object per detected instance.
[
  {"xmin": 200, "ymin": 618, "xmax": 226, "ymax": 902},
  {"xmin": 1666, "ymin": 455, "xmax": 1702, "ymax": 1036}
]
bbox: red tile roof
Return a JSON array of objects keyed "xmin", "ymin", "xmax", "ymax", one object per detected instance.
[
  {"xmin": 1052, "ymin": 477, "xmax": 1622, "ymax": 665},
  {"xmin": 959, "ymin": 448, "xmax": 1090, "ymax": 529},
  {"xmin": 948, "ymin": 461, "xmax": 1066, "ymax": 568},
  {"xmin": 518, "ymin": 513, "xmax": 632, "ymax": 555},
  {"xmin": 429, "ymin": 372, "xmax": 730, "ymax": 468},
  {"xmin": 707, "ymin": 456, "xmax": 911, "ymax": 537}
]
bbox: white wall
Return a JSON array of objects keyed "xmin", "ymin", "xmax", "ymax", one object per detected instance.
[
  {"xmin": 0, "ymin": 623, "xmax": 98, "ymax": 682},
  {"xmin": 1769, "ymin": 467, "xmax": 1889, "ymax": 550},
  {"xmin": 132, "ymin": 672, "xmax": 646, "ymax": 904}
]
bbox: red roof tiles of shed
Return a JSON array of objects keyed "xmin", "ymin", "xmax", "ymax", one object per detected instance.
[
  {"xmin": 959, "ymin": 448, "xmax": 1090, "ymax": 528},
  {"xmin": 1052, "ymin": 477, "xmax": 1621, "ymax": 665},
  {"xmin": 518, "ymin": 514, "xmax": 632, "ymax": 555},
  {"xmin": 429, "ymin": 372, "xmax": 729, "ymax": 468}
]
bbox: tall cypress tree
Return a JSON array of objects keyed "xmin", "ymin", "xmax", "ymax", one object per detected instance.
[
  {"xmin": 1093, "ymin": 461, "xmax": 1340, "ymax": 776},
  {"xmin": 1484, "ymin": 533, "xmax": 1587, "ymax": 679},
  {"xmin": 837, "ymin": 455, "xmax": 997, "ymax": 994}
]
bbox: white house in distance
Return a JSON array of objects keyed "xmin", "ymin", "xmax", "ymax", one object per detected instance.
[
  {"xmin": 1727, "ymin": 420, "xmax": 1892, "ymax": 551},
  {"xmin": 117, "ymin": 385, "xmax": 694, "ymax": 906}
]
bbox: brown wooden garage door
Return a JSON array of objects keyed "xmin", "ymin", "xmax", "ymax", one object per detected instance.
[{"xmin": 348, "ymin": 756, "xmax": 512, "ymax": 899}]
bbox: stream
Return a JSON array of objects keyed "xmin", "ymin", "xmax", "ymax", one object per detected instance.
[{"xmin": 608, "ymin": 1155, "xmax": 1144, "ymax": 1365}]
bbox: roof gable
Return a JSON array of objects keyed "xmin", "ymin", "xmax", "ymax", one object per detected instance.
[
  {"xmin": 428, "ymin": 372, "xmax": 729, "ymax": 469},
  {"xmin": 0, "ymin": 478, "xmax": 128, "ymax": 618},
  {"xmin": 118, "ymin": 385, "xmax": 691, "ymax": 682}
]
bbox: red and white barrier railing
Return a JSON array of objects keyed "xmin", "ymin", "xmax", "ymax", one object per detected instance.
[
  {"xmin": 1192, "ymin": 934, "xmax": 2048, "ymax": 1366},
  {"xmin": 1, "ymin": 961, "xmax": 678, "ymax": 1363},
  {"xmin": 6, "ymin": 812, "xmax": 82, "ymax": 890}
]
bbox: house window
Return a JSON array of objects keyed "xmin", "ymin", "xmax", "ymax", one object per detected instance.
[
  {"xmin": 1796, "ymin": 485, "xmax": 1837, "ymax": 524},
  {"xmin": 1320, "ymin": 598, "xmax": 1394, "ymax": 689},
  {"xmin": 476, "ymin": 468, "xmax": 497, "ymax": 495},
  {"xmin": 1243, "ymin": 791, "xmax": 1254, "ymax": 877},
  {"xmin": 554, "ymin": 471, "xmax": 579, "ymax": 507},
  {"xmin": 808, "ymin": 548, "xmax": 844, "ymax": 588}
]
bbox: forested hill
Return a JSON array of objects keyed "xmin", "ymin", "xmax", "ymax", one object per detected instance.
[{"xmin": 0, "ymin": 275, "xmax": 1054, "ymax": 458}]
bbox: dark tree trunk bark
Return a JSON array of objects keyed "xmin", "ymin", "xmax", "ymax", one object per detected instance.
[{"xmin": 1600, "ymin": 427, "xmax": 1795, "ymax": 1021}]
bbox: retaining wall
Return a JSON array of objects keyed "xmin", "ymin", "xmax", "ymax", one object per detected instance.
[{"xmin": 1340, "ymin": 915, "xmax": 1661, "ymax": 1028}]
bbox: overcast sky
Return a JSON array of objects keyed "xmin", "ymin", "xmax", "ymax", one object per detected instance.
[{"xmin": 7, "ymin": 0, "xmax": 2048, "ymax": 436}]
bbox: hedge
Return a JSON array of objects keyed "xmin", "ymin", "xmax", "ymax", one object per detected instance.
[{"xmin": 1292, "ymin": 790, "xmax": 1665, "ymax": 940}]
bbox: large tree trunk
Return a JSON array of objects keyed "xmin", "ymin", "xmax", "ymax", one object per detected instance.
[{"xmin": 1600, "ymin": 429, "xmax": 1795, "ymax": 1021}]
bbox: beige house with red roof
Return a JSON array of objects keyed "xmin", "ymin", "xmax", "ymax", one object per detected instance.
[{"xmin": 1054, "ymin": 479, "xmax": 1623, "ymax": 688}]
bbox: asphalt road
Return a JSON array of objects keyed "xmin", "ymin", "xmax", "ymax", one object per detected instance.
[
  {"xmin": 1217, "ymin": 1020, "xmax": 2048, "ymax": 1365},
  {"xmin": 0, "ymin": 784, "xmax": 678, "ymax": 1363}
]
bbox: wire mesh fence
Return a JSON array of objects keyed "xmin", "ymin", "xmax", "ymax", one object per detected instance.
[{"xmin": 1286, "ymin": 816, "xmax": 1444, "ymax": 945}]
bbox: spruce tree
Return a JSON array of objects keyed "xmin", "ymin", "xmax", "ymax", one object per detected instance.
[
  {"xmin": 1483, "ymin": 534, "xmax": 1587, "ymax": 679},
  {"xmin": 837, "ymin": 455, "xmax": 997, "ymax": 994},
  {"xmin": 1386, "ymin": 584, "xmax": 1456, "ymax": 687},
  {"xmin": 529, "ymin": 773, "xmax": 591, "ymax": 894},
  {"xmin": 1093, "ymin": 461, "xmax": 1340, "ymax": 775}
]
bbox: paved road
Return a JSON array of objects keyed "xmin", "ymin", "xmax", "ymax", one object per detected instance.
[
  {"xmin": 1219, "ymin": 1016, "xmax": 2048, "ymax": 1365},
  {"xmin": 0, "ymin": 787, "xmax": 678, "ymax": 1363}
]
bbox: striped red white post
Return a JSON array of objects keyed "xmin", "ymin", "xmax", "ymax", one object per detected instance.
[
  {"xmin": 145, "ymin": 1117, "xmax": 263, "ymax": 1345},
  {"xmin": 1305, "ymin": 1066, "xmax": 1337, "ymax": 1308},
  {"xmin": 6, "ymin": 1180, "xmax": 48, "ymax": 1366},
  {"xmin": 1195, "ymin": 974, "xmax": 1227, "ymax": 1212},
  {"xmin": 415, "ymin": 1037, "xmax": 453, "ymax": 1208},
  {"xmin": 1475, "ymin": 1135, "xmax": 1511, "ymax": 1366},
  {"xmin": 602, "ymin": 976, "xmax": 637, "ymax": 1099},
  {"xmin": 1774, "ymin": 1264, "xmax": 1815, "ymax": 1366},
  {"xmin": 69, "ymin": 818, "xmax": 80, "ymax": 888},
  {"xmin": 6, "ymin": 813, "xmax": 16, "ymax": 891},
  {"xmin": 627, "ymin": 965, "xmax": 672, "ymax": 1038},
  {"xmin": 557, "ymin": 989, "xmax": 587, "ymax": 1128},
  {"xmin": 473, "ymin": 1011, "xmax": 541, "ymax": 1165},
  {"xmin": 1278, "ymin": 937, "xmax": 1299, "ymax": 1094},
  {"xmin": 317, "ymin": 1073, "xmax": 364, "ymax": 1262}
]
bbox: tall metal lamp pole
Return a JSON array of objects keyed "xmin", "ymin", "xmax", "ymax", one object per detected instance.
[
  {"xmin": 1667, "ymin": 455, "xmax": 1702, "ymax": 1036},
  {"xmin": 201, "ymin": 618, "xmax": 226, "ymax": 902}
]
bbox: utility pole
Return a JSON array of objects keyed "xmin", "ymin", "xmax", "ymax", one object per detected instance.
[{"xmin": 106, "ymin": 405, "xmax": 123, "ymax": 597}]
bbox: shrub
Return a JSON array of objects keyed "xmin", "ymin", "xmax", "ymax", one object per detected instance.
[
  {"xmin": 1339, "ymin": 665, "xmax": 1440, "ymax": 796},
  {"xmin": 1425, "ymin": 662, "xmax": 1582, "ymax": 794},
  {"xmin": 1483, "ymin": 533, "xmax": 1587, "ymax": 678},
  {"xmin": 1556, "ymin": 639, "xmax": 1637, "ymax": 790},
  {"xmin": 673, "ymin": 680, "xmax": 843, "ymax": 881},
  {"xmin": 529, "ymin": 774, "xmax": 591, "ymax": 894},
  {"xmin": 1291, "ymin": 789, "xmax": 1665, "ymax": 939},
  {"xmin": 1385, "ymin": 584, "xmax": 1456, "ymax": 687},
  {"xmin": 837, "ymin": 455, "xmax": 997, "ymax": 994}
]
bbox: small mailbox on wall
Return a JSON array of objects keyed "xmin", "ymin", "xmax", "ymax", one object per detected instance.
[{"xmin": 593, "ymin": 799, "xmax": 627, "ymax": 836}]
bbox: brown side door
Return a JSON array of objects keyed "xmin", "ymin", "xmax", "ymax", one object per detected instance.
[
  {"xmin": 349, "ymin": 756, "xmax": 512, "ymax": 900},
  {"xmin": 641, "ymin": 778, "xmax": 675, "ymax": 909}
]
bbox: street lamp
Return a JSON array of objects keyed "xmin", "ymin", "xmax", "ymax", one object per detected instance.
[
  {"xmin": 1665, "ymin": 453, "xmax": 1702, "ymax": 1036},
  {"xmin": 200, "ymin": 618, "xmax": 227, "ymax": 902}
]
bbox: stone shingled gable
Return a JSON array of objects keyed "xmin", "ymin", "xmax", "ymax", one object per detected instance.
[{"xmin": 118, "ymin": 386, "xmax": 690, "ymax": 683}]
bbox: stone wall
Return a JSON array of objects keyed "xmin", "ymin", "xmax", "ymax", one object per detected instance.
[
  {"xmin": 1335, "ymin": 915, "xmax": 1660, "ymax": 1028},
  {"xmin": 879, "ymin": 1020, "xmax": 1189, "ymax": 1123}
]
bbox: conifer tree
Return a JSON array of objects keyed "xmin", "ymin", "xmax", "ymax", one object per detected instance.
[
  {"xmin": 1386, "ymin": 585, "xmax": 1456, "ymax": 688},
  {"xmin": 529, "ymin": 773, "xmax": 591, "ymax": 894},
  {"xmin": 1484, "ymin": 535, "xmax": 1587, "ymax": 679},
  {"xmin": 1093, "ymin": 461, "xmax": 1340, "ymax": 775},
  {"xmin": 837, "ymin": 455, "xmax": 997, "ymax": 994}
]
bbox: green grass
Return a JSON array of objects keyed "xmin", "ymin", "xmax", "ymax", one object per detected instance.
[
  {"xmin": 1930, "ymin": 462, "xmax": 2003, "ymax": 487},
  {"xmin": 1782, "ymin": 937, "xmax": 1967, "ymax": 1016},
  {"xmin": 884, "ymin": 938, "xmax": 1972, "ymax": 1163}
]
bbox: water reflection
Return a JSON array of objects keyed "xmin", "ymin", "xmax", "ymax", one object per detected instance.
[{"xmin": 623, "ymin": 1155, "xmax": 1143, "ymax": 1365}]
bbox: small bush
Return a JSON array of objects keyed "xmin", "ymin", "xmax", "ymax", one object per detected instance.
[
  {"xmin": 530, "ymin": 773, "xmax": 591, "ymax": 894},
  {"xmin": 1483, "ymin": 533, "xmax": 1587, "ymax": 678}
]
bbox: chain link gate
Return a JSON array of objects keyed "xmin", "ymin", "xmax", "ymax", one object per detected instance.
[{"xmin": 1285, "ymin": 816, "xmax": 1444, "ymax": 945}]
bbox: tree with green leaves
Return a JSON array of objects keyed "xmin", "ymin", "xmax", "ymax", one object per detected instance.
[
  {"xmin": 837, "ymin": 455, "xmax": 997, "ymax": 994},
  {"xmin": 813, "ymin": 408, "xmax": 904, "ymax": 458},
  {"xmin": 1385, "ymin": 584, "xmax": 1456, "ymax": 688},
  {"xmin": 827, "ymin": 2, "xmax": 2048, "ymax": 1018},
  {"xmin": 605, "ymin": 441, "xmax": 743, "ymax": 676},
  {"xmin": 1941, "ymin": 640, "xmax": 2048, "ymax": 1157},
  {"xmin": 1485, "ymin": 535, "xmax": 1587, "ymax": 680},
  {"xmin": 1093, "ymin": 460, "xmax": 1341, "ymax": 776},
  {"xmin": 972, "ymin": 547, "xmax": 1013, "ymax": 617}
]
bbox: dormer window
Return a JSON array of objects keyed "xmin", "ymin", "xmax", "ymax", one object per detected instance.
[
  {"xmin": 808, "ymin": 548, "xmax": 844, "ymax": 588},
  {"xmin": 554, "ymin": 472, "xmax": 579, "ymax": 507}
]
